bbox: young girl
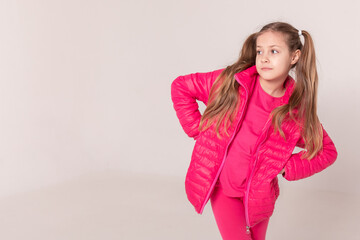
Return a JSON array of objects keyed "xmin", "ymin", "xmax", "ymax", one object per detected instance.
[{"xmin": 170, "ymin": 21, "xmax": 338, "ymax": 240}]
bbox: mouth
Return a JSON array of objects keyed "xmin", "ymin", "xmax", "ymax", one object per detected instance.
[{"xmin": 261, "ymin": 68, "xmax": 272, "ymax": 71}]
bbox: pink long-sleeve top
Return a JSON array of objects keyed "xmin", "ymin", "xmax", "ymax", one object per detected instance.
[{"xmin": 218, "ymin": 75, "xmax": 287, "ymax": 197}]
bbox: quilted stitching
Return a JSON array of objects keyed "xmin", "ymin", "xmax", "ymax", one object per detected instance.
[{"xmin": 171, "ymin": 66, "xmax": 338, "ymax": 227}]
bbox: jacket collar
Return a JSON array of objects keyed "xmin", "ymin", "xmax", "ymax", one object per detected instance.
[{"xmin": 234, "ymin": 65, "xmax": 296, "ymax": 106}]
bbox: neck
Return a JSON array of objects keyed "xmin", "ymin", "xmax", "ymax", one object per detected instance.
[{"xmin": 258, "ymin": 75, "xmax": 287, "ymax": 98}]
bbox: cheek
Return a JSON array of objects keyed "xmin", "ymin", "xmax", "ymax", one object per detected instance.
[
  {"xmin": 277, "ymin": 59, "xmax": 291, "ymax": 73},
  {"xmin": 255, "ymin": 57, "xmax": 261, "ymax": 65},
  {"xmin": 276, "ymin": 58, "xmax": 288, "ymax": 68}
]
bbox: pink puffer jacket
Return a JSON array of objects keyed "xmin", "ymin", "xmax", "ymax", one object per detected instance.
[{"xmin": 171, "ymin": 65, "xmax": 338, "ymax": 231}]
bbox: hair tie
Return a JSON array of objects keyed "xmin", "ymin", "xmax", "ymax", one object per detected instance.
[{"xmin": 298, "ymin": 29, "xmax": 302, "ymax": 36}]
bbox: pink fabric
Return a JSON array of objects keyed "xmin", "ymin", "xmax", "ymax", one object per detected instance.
[
  {"xmin": 219, "ymin": 75, "xmax": 286, "ymax": 197},
  {"xmin": 211, "ymin": 183, "xmax": 270, "ymax": 240},
  {"xmin": 170, "ymin": 65, "xmax": 338, "ymax": 227}
]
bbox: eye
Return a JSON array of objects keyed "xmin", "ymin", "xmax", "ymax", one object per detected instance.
[
  {"xmin": 272, "ymin": 49, "xmax": 279, "ymax": 54},
  {"xmin": 256, "ymin": 50, "xmax": 262, "ymax": 55}
]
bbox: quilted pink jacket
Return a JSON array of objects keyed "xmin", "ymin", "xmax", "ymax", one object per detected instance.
[{"xmin": 170, "ymin": 65, "xmax": 338, "ymax": 231}]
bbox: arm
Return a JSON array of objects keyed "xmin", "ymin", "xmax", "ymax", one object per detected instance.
[
  {"xmin": 170, "ymin": 68, "xmax": 225, "ymax": 140},
  {"xmin": 282, "ymin": 123, "xmax": 338, "ymax": 181}
]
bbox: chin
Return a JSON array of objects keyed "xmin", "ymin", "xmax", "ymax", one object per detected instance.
[{"xmin": 259, "ymin": 72, "xmax": 275, "ymax": 79}]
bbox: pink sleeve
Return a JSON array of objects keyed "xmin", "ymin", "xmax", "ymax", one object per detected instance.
[
  {"xmin": 282, "ymin": 123, "xmax": 338, "ymax": 181},
  {"xmin": 170, "ymin": 68, "xmax": 225, "ymax": 140}
]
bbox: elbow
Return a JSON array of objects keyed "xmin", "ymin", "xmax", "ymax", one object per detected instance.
[
  {"xmin": 330, "ymin": 146, "xmax": 338, "ymax": 165},
  {"xmin": 171, "ymin": 76, "xmax": 184, "ymax": 101},
  {"xmin": 328, "ymin": 135, "xmax": 339, "ymax": 164},
  {"xmin": 324, "ymin": 142, "xmax": 338, "ymax": 167},
  {"xmin": 170, "ymin": 76, "xmax": 180, "ymax": 95}
]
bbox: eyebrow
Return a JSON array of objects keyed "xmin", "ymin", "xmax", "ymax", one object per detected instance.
[{"xmin": 256, "ymin": 45, "xmax": 281, "ymax": 48}]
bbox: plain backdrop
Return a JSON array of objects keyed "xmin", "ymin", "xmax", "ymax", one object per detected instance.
[{"xmin": 0, "ymin": 0, "xmax": 359, "ymax": 239}]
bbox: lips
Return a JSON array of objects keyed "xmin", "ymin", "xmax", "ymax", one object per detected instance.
[{"xmin": 261, "ymin": 67, "xmax": 272, "ymax": 71}]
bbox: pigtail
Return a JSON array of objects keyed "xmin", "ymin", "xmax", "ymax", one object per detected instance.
[
  {"xmin": 199, "ymin": 33, "xmax": 258, "ymax": 139},
  {"xmin": 261, "ymin": 23, "xmax": 324, "ymax": 161},
  {"xmin": 200, "ymin": 22, "xmax": 324, "ymax": 160},
  {"xmin": 293, "ymin": 30, "xmax": 323, "ymax": 160}
]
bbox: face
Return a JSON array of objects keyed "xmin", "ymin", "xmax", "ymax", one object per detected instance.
[{"xmin": 255, "ymin": 31, "xmax": 300, "ymax": 84}]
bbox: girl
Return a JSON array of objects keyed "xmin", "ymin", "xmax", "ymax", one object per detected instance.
[{"xmin": 170, "ymin": 21, "xmax": 338, "ymax": 240}]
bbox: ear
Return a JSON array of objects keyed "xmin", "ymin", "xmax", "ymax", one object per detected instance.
[{"xmin": 290, "ymin": 49, "xmax": 301, "ymax": 65}]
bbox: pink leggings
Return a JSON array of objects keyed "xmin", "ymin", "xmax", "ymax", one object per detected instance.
[{"xmin": 210, "ymin": 185, "xmax": 270, "ymax": 240}]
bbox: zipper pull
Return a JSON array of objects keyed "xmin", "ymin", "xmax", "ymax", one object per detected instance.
[{"xmin": 246, "ymin": 225, "xmax": 251, "ymax": 234}]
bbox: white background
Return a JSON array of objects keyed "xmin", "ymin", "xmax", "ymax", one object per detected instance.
[{"xmin": 0, "ymin": 1, "xmax": 359, "ymax": 238}]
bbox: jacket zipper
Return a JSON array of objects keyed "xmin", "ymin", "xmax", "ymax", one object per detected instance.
[
  {"xmin": 244, "ymin": 115, "xmax": 272, "ymax": 234},
  {"xmin": 199, "ymin": 83, "xmax": 249, "ymax": 214}
]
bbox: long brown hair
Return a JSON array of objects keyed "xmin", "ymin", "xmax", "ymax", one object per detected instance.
[{"xmin": 199, "ymin": 21, "xmax": 323, "ymax": 160}]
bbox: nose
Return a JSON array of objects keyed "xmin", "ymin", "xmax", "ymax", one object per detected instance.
[{"xmin": 261, "ymin": 55, "xmax": 269, "ymax": 63}]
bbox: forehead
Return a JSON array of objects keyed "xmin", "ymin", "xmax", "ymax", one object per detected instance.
[{"xmin": 256, "ymin": 31, "xmax": 287, "ymax": 48}]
